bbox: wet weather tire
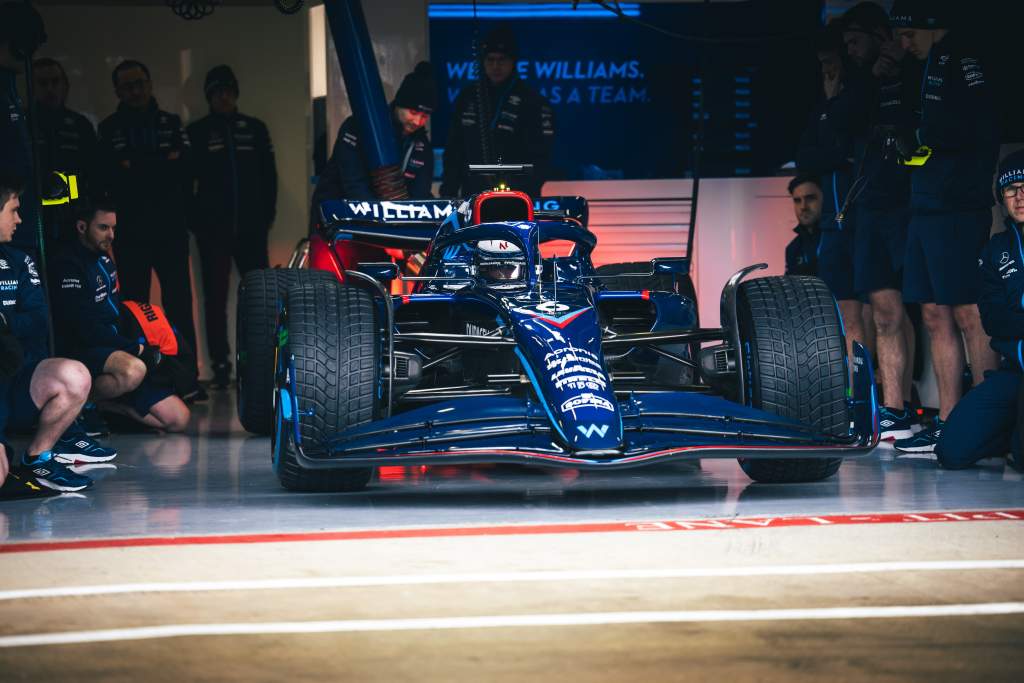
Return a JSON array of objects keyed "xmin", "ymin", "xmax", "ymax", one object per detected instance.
[
  {"xmin": 736, "ymin": 276, "xmax": 847, "ymax": 483},
  {"xmin": 274, "ymin": 281, "xmax": 377, "ymax": 492},
  {"xmin": 236, "ymin": 268, "xmax": 336, "ymax": 434}
]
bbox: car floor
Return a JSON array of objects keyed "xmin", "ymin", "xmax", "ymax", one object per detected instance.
[{"xmin": 0, "ymin": 389, "xmax": 1021, "ymax": 681}]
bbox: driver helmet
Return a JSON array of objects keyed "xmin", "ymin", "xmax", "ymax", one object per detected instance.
[{"xmin": 476, "ymin": 240, "xmax": 525, "ymax": 284}]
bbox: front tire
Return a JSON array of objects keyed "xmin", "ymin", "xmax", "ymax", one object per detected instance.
[
  {"xmin": 273, "ymin": 281, "xmax": 377, "ymax": 492},
  {"xmin": 736, "ymin": 276, "xmax": 847, "ymax": 483}
]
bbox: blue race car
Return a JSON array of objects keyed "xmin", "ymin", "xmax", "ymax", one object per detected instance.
[{"xmin": 242, "ymin": 184, "xmax": 878, "ymax": 493}]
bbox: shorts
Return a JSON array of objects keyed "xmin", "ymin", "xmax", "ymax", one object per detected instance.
[
  {"xmin": 73, "ymin": 347, "xmax": 119, "ymax": 377},
  {"xmin": 817, "ymin": 228, "xmax": 858, "ymax": 301},
  {"xmin": 116, "ymin": 377, "xmax": 174, "ymax": 418},
  {"xmin": 903, "ymin": 209, "xmax": 993, "ymax": 305},
  {"xmin": 855, "ymin": 207, "xmax": 909, "ymax": 295},
  {"xmin": 0, "ymin": 360, "xmax": 42, "ymax": 435}
]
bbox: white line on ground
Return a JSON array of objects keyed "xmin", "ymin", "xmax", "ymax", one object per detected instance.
[
  {"xmin": 2, "ymin": 602, "xmax": 1023, "ymax": 648},
  {"xmin": 1, "ymin": 559, "xmax": 1022, "ymax": 602}
]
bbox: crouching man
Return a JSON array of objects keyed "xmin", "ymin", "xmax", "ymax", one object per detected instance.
[
  {"xmin": 51, "ymin": 198, "xmax": 189, "ymax": 432},
  {"xmin": 1, "ymin": 172, "xmax": 94, "ymax": 491},
  {"xmin": 937, "ymin": 150, "xmax": 1024, "ymax": 470}
]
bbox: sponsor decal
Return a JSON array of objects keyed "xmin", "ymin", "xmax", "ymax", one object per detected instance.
[
  {"xmin": 577, "ymin": 423, "xmax": 609, "ymax": 439},
  {"xmin": 536, "ymin": 301, "xmax": 570, "ymax": 314},
  {"xmin": 1001, "ymin": 252, "xmax": 1010, "ymax": 266},
  {"xmin": 560, "ymin": 393, "xmax": 614, "ymax": 414},
  {"xmin": 2, "ymin": 300, "xmax": 14, "ymax": 306},
  {"xmin": 0, "ymin": 259, "xmax": 7, "ymax": 269},
  {"xmin": 343, "ymin": 201, "xmax": 453, "ymax": 221},
  {"xmin": 465, "ymin": 322, "xmax": 493, "ymax": 337},
  {"xmin": 1002, "ymin": 268, "xmax": 1018, "ymax": 280},
  {"xmin": 60, "ymin": 277, "xmax": 81, "ymax": 290}
]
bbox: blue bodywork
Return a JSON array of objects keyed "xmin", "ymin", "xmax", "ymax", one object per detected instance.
[{"xmin": 279, "ymin": 197, "xmax": 879, "ymax": 471}]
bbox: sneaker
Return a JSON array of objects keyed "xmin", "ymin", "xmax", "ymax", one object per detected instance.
[
  {"xmin": 53, "ymin": 433, "xmax": 117, "ymax": 464},
  {"xmin": 894, "ymin": 419, "xmax": 944, "ymax": 454},
  {"xmin": 79, "ymin": 402, "xmax": 109, "ymax": 438},
  {"xmin": 211, "ymin": 361, "xmax": 232, "ymax": 389},
  {"xmin": 21, "ymin": 451, "xmax": 93, "ymax": 492},
  {"xmin": 879, "ymin": 406, "xmax": 916, "ymax": 441}
]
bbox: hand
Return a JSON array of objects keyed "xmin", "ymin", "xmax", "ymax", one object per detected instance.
[
  {"xmin": 823, "ymin": 69, "xmax": 843, "ymax": 100},
  {"xmin": 873, "ymin": 39, "xmax": 905, "ymax": 79},
  {"xmin": 138, "ymin": 344, "xmax": 163, "ymax": 372}
]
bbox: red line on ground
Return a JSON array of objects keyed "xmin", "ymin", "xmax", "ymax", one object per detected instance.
[{"xmin": 1, "ymin": 509, "xmax": 1022, "ymax": 555}]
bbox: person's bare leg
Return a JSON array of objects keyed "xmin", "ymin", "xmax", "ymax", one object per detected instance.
[
  {"xmin": 870, "ymin": 288, "xmax": 907, "ymax": 409},
  {"xmin": 902, "ymin": 309, "xmax": 916, "ymax": 404},
  {"xmin": 953, "ymin": 303, "xmax": 999, "ymax": 386},
  {"xmin": 26, "ymin": 359, "xmax": 91, "ymax": 455},
  {"xmin": 100, "ymin": 395, "xmax": 190, "ymax": 432},
  {"xmin": 837, "ymin": 299, "xmax": 865, "ymax": 378},
  {"xmin": 921, "ymin": 303, "xmax": 964, "ymax": 421},
  {"xmin": 860, "ymin": 303, "xmax": 877, "ymax": 358},
  {"xmin": 91, "ymin": 351, "xmax": 146, "ymax": 400},
  {"xmin": 0, "ymin": 443, "xmax": 8, "ymax": 486}
]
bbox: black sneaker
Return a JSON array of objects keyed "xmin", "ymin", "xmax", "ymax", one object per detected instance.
[
  {"xmin": 894, "ymin": 419, "xmax": 944, "ymax": 455},
  {"xmin": 211, "ymin": 361, "xmax": 232, "ymax": 390},
  {"xmin": 53, "ymin": 432, "xmax": 118, "ymax": 464},
  {"xmin": 79, "ymin": 402, "xmax": 109, "ymax": 438},
  {"xmin": 21, "ymin": 451, "xmax": 93, "ymax": 492}
]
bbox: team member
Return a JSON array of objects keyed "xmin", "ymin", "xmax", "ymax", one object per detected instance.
[
  {"xmin": 796, "ymin": 25, "xmax": 872, "ymax": 367},
  {"xmin": 97, "ymin": 60, "xmax": 197, "ymax": 360},
  {"xmin": 889, "ymin": 1, "xmax": 1000, "ymax": 453},
  {"xmin": 312, "ymin": 61, "xmax": 436, "ymax": 213},
  {"xmin": 937, "ymin": 151, "xmax": 1024, "ymax": 470},
  {"xmin": 784, "ymin": 174, "xmax": 823, "ymax": 276},
  {"xmin": 842, "ymin": 2, "xmax": 920, "ymax": 439},
  {"xmin": 0, "ymin": 172, "xmax": 95, "ymax": 492},
  {"xmin": 441, "ymin": 27, "xmax": 555, "ymax": 198},
  {"xmin": 50, "ymin": 198, "xmax": 190, "ymax": 432},
  {"xmin": 188, "ymin": 65, "xmax": 277, "ymax": 388},
  {"xmin": 32, "ymin": 57, "xmax": 98, "ymax": 247},
  {"xmin": 0, "ymin": 2, "xmax": 46, "ymax": 257}
]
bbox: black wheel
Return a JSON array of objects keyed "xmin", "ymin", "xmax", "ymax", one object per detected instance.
[
  {"xmin": 736, "ymin": 276, "xmax": 847, "ymax": 483},
  {"xmin": 273, "ymin": 280, "xmax": 377, "ymax": 492},
  {"xmin": 236, "ymin": 268, "xmax": 335, "ymax": 434}
]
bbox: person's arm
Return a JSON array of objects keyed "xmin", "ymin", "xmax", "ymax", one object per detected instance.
[
  {"xmin": 77, "ymin": 115, "xmax": 99, "ymax": 192},
  {"xmin": 440, "ymin": 92, "xmax": 467, "ymax": 198},
  {"xmin": 257, "ymin": 119, "xmax": 278, "ymax": 228},
  {"xmin": 784, "ymin": 236, "xmax": 798, "ymax": 275},
  {"xmin": 53, "ymin": 259, "xmax": 137, "ymax": 352},
  {"xmin": 977, "ymin": 239, "xmax": 1024, "ymax": 367},
  {"xmin": 5, "ymin": 254, "xmax": 49, "ymax": 341},
  {"xmin": 335, "ymin": 124, "xmax": 375, "ymax": 200},
  {"xmin": 185, "ymin": 121, "xmax": 203, "ymax": 233},
  {"xmin": 796, "ymin": 89, "xmax": 868, "ymax": 174},
  {"xmin": 407, "ymin": 134, "xmax": 434, "ymax": 199}
]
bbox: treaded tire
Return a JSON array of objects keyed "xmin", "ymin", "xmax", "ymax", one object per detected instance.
[
  {"xmin": 236, "ymin": 268, "xmax": 336, "ymax": 434},
  {"xmin": 595, "ymin": 261, "xmax": 696, "ymax": 300},
  {"xmin": 736, "ymin": 276, "xmax": 847, "ymax": 483},
  {"xmin": 274, "ymin": 281, "xmax": 376, "ymax": 492}
]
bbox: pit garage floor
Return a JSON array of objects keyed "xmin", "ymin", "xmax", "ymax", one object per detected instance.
[{"xmin": 1, "ymin": 390, "xmax": 1022, "ymax": 681}]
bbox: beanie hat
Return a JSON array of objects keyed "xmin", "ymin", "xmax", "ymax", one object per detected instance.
[
  {"xmin": 0, "ymin": 2, "xmax": 47, "ymax": 60},
  {"xmin": 842, "ymin": 2, "xmax": 890, "ymax": 34},
  {"xmin": 204, "ymin": 65, "xmax": 239, "ymax": 100},
  {"xmin": 889, "ymin": 0, "xmax": 948, "ymax": 29},
  {"xmin": 393, "ymin": 61, "xmax": 436, "ymax": 114},
  {"xmin": 996, "ymin": 149, "xmax": 1024, "ymax": 196},
  {"xmin": 481, "ymin": 26, "xmax": 518, "ymax": 58}
]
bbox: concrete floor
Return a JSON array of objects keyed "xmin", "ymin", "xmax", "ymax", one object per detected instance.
[{"xmin": 0, "ymin": 389, "xmax": 1022, "ymax": 681}]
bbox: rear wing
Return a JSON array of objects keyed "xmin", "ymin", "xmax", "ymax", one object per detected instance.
[{"xmin": 318, "ymin": 196, "xmax": 589, "ymax": 249}]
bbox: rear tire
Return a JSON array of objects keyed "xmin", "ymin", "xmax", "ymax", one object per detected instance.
[
  {"xmin": 736, "ymin": 276, "xmax": 847, "ymax": 483},
  {"xmin": 273, "ymin": 281, "xmax": 377, "ymax": 492},
  {"xmin": 236, "ymin": 268, "xmax": 335, "ymax": 434}
]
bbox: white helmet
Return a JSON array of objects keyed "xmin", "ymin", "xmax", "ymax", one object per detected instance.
[{"xmin": 475, "ymin": 240, "xmax": 525, "ymax": 283}]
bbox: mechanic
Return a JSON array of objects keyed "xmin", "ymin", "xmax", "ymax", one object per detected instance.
[
  {"xmin": 0, "ymin": 171, "xmax": 101, "ymax": 492},
  {"xmin": 0, "ymin": 2, "xmax": 46, "ymax": 258},
  {"xmin": 311, "ymin": 61, "xmax": 436, "ymax": 215},
  {"xmin": 50, "ymin": 197, "xmax": 190, "ymax": 433},
  {"xmin": 32, "ymin": 57, "xmax": 98, "ymax": 248},
  {"xmin": 936, "ymin": 150, "xmax": 1024, "ymax": 471},
  {"xmin": 440, "ymin": 26, "xmax": 556, "ymax": 198},
  {"xmin": 796, "ymin": 24, "xmax": 874, "ymax": 367},
  {"xmin": 784, "ymin": 174, "xmax": 823, "ymax": 277},
  {"xmin": 841, "ymin": 2, "xmax": 920, "ymax": 440},
  {"xmin": 188, "ymin": 65, "xmax": 277, "ymax": 388},
  {"xmin": 97, "ymin": 59, "xmax": 198, "ymax": 366},
  {"xmin": 889, "ymin": 0, "xmax": 1000, "ymax": 454}
]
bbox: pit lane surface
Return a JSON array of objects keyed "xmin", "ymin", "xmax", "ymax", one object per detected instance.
[{"xmin": 0, "ymin": 393, "xmax": 1022, "ymax": 681}]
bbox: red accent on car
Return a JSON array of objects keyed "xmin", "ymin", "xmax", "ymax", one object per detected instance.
[
  {"xmin": 472, "ymin": 190, "xmax": 534, "ymax": 225},
  {"xmin": 641, "ymin": 290, "xmax": 650, "ymax": 300}
]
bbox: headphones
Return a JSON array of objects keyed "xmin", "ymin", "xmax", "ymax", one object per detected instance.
[{"xmin": 0, "ymin": 3, "xmax": 47, "ymax": 61}]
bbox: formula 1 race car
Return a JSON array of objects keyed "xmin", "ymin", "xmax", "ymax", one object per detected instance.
[{"xmin": 236, "ymin": 179, "xmax": 879, "ymax": 493}]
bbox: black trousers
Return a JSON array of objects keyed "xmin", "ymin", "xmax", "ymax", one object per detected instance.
[
  {"xmin": 196, "ymin": 229, "xmax": 269, "ymax": 365},
  {"xmin": 114, "ymin": 233, "xmax": 197, "ymax": 361}
]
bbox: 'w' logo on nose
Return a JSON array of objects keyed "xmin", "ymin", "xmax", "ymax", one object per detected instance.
[{"xmin": 577, "ymin": 424, "xmax": 609, "ymax": 439}]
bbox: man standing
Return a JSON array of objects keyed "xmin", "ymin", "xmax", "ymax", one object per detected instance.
[
  {"xmin": 784, "ymin": 174, "xmax": 823, "ymax": 277},
  {"xmin": 50, "ymin": 198, "xmax": 190, "ymax": 432},
  {"xmin": 441, "ymin": 26, "xmax": 555, "ymax": 198},
  {"xmin": 312, "ymin": 61, "xmax": 436, "ymax": 211},
  {"xmin": 32, "ymin": 57, "xmax": 97, "ymax": 246},
  {"xmin": 937, "ymin": 150, "xmax": 1024, "ymax": 470},
  {"xmin": 97, "ymin": 60, "xmax": 197, "ymax": 360},
  {"xmin": 841, "ymin": 2, "xmax": 920, "ymax": 440},
  {"xmin": 188, "ymin": 65, "xmax": 277, "ymax": 388},
  {"xmin": 889, "ymin": 1, "xmax": 1000, "ymax": 454},
  {"xmin": 0, "ymin": 172, "xmax": 96, "ymax": 492}
]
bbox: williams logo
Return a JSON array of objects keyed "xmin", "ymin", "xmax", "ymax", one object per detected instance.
[{"xmin": 577, "ymin": 423, "xmax": 609, "ymax": 439}]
